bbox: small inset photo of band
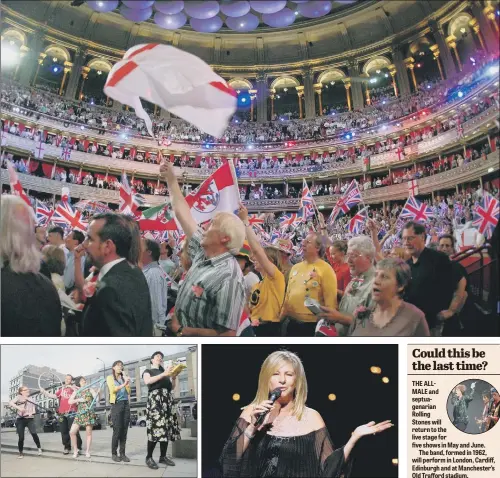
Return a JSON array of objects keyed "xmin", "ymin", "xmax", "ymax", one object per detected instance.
[
  {"xmin": 202, "ymin": 344, "xmax": 398, "ymax": 478},
  {"xmin": 446, "ymin": 379, "xmax": 499, "ymax": 434},
  {"xmin": 1, "ymin": 344, "xmax": 197, "ymax": 477}
]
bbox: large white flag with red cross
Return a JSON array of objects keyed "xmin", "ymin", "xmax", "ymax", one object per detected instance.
[
  {"xmin": 104, "ymin": 43, "xmax": 237, "ymax": 138},
  {"xmin": 7, "ymin": 160, "xmax": 31, "ymax": 207}
]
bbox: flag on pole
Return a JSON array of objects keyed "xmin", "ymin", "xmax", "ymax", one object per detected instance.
[
  {"xmin": 138, "ymin": 161, "xmax": 240, "ymax": 231},
  {"xmin": 119, "ymin": 172, "xmax": 145, "ymax": 216},
  {"xmin": 104, "ymin": 43, "xmax": 237, "ymax": 138},
  {"xmin": 248, "ymin": 214, "xmax": 265, "ymax": 226},
  {"xmin": 52, "ymin": 202, "xmax": 88, "ymax": 232},
  {"xmin": 472, "ymin": 192, "xmax": 499, "ymax": 239},
  {"xmin": 408, "ymin": 179, "xmax": 419, "ymax": 197},
  {"xmin": 300, "ymin": 178, "xmax": 316, "ymax": 219},
  {"xmin": 35, "ymin": 200, "xmax": 54, "ymax": 226},
  {"xmin": 328, "ymin": 179, "xmax": 362, "ymax": 225},
  {"xmin": 6, "ymin": 160, "xmax": 31, "ymax": 207},
  {"xmin": 348, "ymin": 207, "xmax": 369, "ymax": 235},
  {"xmin": 399, "ymin": 196, "xmax": 434, "ymax": 223}
]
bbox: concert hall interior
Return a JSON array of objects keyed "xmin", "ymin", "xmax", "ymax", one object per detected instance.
[{"xmin": 202, "ymin": 344, "xmax": 398, "ymax": 478}]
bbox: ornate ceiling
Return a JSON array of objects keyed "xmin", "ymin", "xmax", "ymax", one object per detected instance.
[{"xmin": 85, "ymin": 1, "xmax": 361, "ymax": 33}]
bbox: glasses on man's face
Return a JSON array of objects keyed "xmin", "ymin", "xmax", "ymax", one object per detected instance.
[{"xmin": 346, "ymin": 252, "xmax": 362, "ymax": 260}]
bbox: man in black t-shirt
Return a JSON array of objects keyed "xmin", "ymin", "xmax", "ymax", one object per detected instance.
[
  {"xmin": 403, "ymin": 222, "xmax": 455, "ymax": 336},
  {"xmin": 438, "ymin": 234, "xmax": 469, "ymax": 336}
]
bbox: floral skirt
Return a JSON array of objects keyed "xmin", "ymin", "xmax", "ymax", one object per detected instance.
[
  {"xmin": 73, "ymin": 404, "xmax": 97, "ymax": 427},
  {"xmin": 146, "ymin": 388, "xmax": 181, "ymax": 443}
]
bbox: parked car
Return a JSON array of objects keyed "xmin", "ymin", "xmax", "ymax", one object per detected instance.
[
  {"xmin": 43, "ymin": 416, "xmax": 59, "ymax": 433},
  {"xmin": 1, "ymin": 417, "xmax": 16, "ymax": 428}
]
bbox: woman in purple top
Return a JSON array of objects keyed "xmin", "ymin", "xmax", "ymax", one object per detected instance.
[{"xmin": 9, "ymin": 386, "xmax": 43, "ymax": 459}]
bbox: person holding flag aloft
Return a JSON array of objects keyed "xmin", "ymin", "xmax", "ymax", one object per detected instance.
[
  {"xmin": 160, "ymin": 159, "xmax": 246, "ymax": 337},
  {"xmin": 237, "ymin": 205, "xmax": 286, "ymax": 336}
]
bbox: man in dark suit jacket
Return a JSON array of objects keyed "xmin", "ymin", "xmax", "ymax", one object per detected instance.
[{"xmin": 81, "ymin": 213, "xmax": 152, "ymax": 336}]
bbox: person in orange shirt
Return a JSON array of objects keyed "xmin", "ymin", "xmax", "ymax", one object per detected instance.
[{"xmin": 327, "ymin": 241, "xmax": 351, "ymax": 295}]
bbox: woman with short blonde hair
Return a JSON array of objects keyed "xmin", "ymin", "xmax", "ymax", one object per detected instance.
[{"xmin": 220, "ymin": 350, "xmax": 393, "ymax": 477}]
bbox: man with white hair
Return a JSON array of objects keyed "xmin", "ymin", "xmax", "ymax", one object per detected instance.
[
  {"xmin": 316, "ymin": 235, "xmax": 376, "ymax": 337},
  {"xmin": 160, "ymin": 160, "xmax": 246, "ymax": 336}
]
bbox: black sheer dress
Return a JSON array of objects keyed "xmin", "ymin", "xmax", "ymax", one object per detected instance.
[{"xmin": 220, "ymin": 418, "xmax": 353, "ymax": 478}]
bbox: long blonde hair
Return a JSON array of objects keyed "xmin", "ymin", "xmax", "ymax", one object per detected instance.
[
  {"xmin": 249, "ymin": 351, "xmax": 308, "ymax": 420},
  {"xmin": 0, "ymin": 195, "xmax": 41, "ymax": 274}
]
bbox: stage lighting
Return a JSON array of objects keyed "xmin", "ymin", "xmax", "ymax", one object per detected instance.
[
  {"xmin": 392, "ymin": 458, "xmax": 398, "ymax": 465},
  {"xmin": 331, "ymin": 112, "xmax": 335, "ymax": 116},
  {"xmin": 382, "ymin": 101, "xmax": 386, "ymax": 105},
  {"xmin": 370, "ymin": 366, "xmax": 381, "ymax": 374},
  {"xmin": 0, "ymin": 45, "xmax": 19, "ymax": 67},
  {"xmin": 276, "ymin": 94, "xmax": 280, "ymax": 99},
  {"xmin": 488, "ymin": 65, "xmax": 499, "ymax": 76},
  {"xmin": 328, "ymin": 393, "xmax": 337, "ymax": 401},
  {"xmin": 345, "ymin": 134, "xmax": 351, "ymax": 140},
  {"xmin": 384, "ymin": 73, "xmax": 389, "ymax": 78},
  {"xmin": 351, "ymin": 132, "xmax": 355, "ymax": 137},
  {"xmin": 247, "ymin": 144, "xmax": 253, "ymax": 149},
  {"xmin": 80, "ymin": 125, "xmax": 85, "ymax": 130},
  {"xmin": 457, "ymin": 91, "xmax": 464, "ymax": 98},
  {"xmin": 232, "ymin": 393, "xmax": 240, "ymax": 401},
  {"xmin": 235, "ymin": 119, "xmax": 238, "ymax": 123},
  {"xmin": 241, "ymin": 97, "xmax": 246, "ymax": 103},
  {"xmin": 382, "ymin": 377, "xmax": 390, "ymax": 383},
  {"xmin": 294, "ymin": 11, "xmax": 299, "ymax": 16},
  {"xmin": 427, "ymin": 85, "xmax": 431, "ymax": 89},
  {"xmin": 52, "ymin": 66, "xmax": 59, "ymax": 73}
]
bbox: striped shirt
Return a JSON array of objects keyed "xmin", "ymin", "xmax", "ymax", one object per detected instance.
[
  {"xmin": 175, "ymin": 228, "xmax": 245, "ymax": 332},
  {"xmin": 143, "ymin": 262, "xmax": 169, "ymax": 326}
]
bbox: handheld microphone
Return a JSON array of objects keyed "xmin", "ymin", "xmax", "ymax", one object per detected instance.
[{"xmin": 255, "ymin": 388, "xmax": 282, "ymax": 428}]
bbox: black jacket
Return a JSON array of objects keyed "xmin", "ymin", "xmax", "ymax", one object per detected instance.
[
  {"xmin": 82, "ymin": 260, "xmax": 152, "ymax": 337},
  {"xmin": 1, "ymin": 266, "xmax": 62, "ymax": 336}
]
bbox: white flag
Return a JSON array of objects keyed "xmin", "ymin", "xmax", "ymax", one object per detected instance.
[
  {"xmin": 34, "ymin": 140, "xmax": 46, "ymax": 159},
  {"xmin": 104, "ymin": 44, "xmax": 237, "ymax": 138}
]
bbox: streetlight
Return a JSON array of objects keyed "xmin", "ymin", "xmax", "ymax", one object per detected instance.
[{"xmin": 96, "ymin": 357, "xmax": 106, "ymax": 413}]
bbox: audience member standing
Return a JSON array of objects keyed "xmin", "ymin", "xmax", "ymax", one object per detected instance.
[
  {"xmin": 63, "ymin": 229, "xmax": 86, "ymax": 292},
  {"xmin": 403, "ymin": 221, "xmax": 454, "ymax": 336},
  {"xmin": 82, "ymin": 213, "xmax": 152, "ymax": 336},
  {"xmin": 1, "ymin": 195, "xmax": 62, "ymax": 336}
]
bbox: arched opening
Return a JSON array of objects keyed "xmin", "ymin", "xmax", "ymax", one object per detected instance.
[
  {"xmin": 408, "ymin": 36, "xmax": 441, "ymax": 87},
  {"xmin": 317, "ymin": 68, "xmax": 347, "ymax": 114},
  {"xmin": 270, "ymin": 76, "xmax": 301, "ymax": 119}
]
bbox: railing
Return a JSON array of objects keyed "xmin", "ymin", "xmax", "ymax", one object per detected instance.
[
  {"xmin": 1, "ymin": 102, "xmax": 497, "ymax": 182},
  {"xmin": 2, "ymin": 155, "xmax": 498, "ymax": 211},
  {"xmin": 452, "ymin": 244, "xmax": 499, "ymax": 335},
  {"xmin": 0, "ymin": 74, "xmax": 497, "ymax": 155}
]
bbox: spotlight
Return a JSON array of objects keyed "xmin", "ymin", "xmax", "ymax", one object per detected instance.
[
  {"xmin": 470, "ymin": 57, "xmax": 476, "ymax": 63},
  {"xmin": 90, "ymin": 100, "xmax": 94, "ymax": 105},
  {"xmin": 351, "ymin": 132, "xmax": 355, "ymax": 137},
  {"xmin": 241, "ymin": 97, "xmax": 246, "ymax": 102},
  {"xmin": 276, "ymin": 95, "xmax": 280, "ymax": 99},
  {"xmin": 427, "ymin": 85, "xmax": 431, "ymax": 89},
  {"xmin": 382, "ymin": 101, "xmax": 386, "ymax": 105},
  {"xmin": 247, "ymin": 144, "xmax": 253, "ymax": 149},
  {"xmin": 283, "ymin": 87, "xmax": 288, "ymax": 92},
  {"xmin": 488, "ymin": 65, "xmax": 499, "ymax": 76},
  {"xmin": 457, "ymin": 91, "xmax": 464, "ymax": 98},
  {"xmin": 232, "ymin": 393, "xmax": 240, "ymax": 401},
  {"xmin": 52, "ymin": 66, "xmax": 59, "ymax": 73},
  {"xmin": 392, "ymin": 459, "xmax": 398, "ymax": 465},
  {"xmin": 121, "ymin": 133, "xmax": 127, "ymax": 139},
  {"xmin": 294, "ymin": 11, "xmax": 299, "ymax": 15},
  {"xmin": 345, "ymin": 134, "xmax": 351, "ymax": 140},
  {"xmin": 97, "ymin": 1, "xmax": 104, "ymax": 6},
  {"xmin": 328, "ymin": 393, "xmax": 337, "ymax": 401},
  {"xmin": 240, "ymin": 23, "xmax": 244, "ymax": 27},
  {"xmin": 382, "ymin": 377, "xmax": 390, "ymax": 383},
  {"xmin": 416, "ymin": 63, "xmax": 421, "ymax": 68},
  {"xmin": 235, "ymin": 119, "xmax": 238, "ymax": 123},
  {"xmin": 80, "ymin": 125, "xmax": 85, "ymax": 130},
  {"xmin": 370, "ymin": 366, "xmax": 381, "ymax": 374},
  {"xmin": 384, "ymin": 73, "xmax": 389, "ymax": 78},
  {"xmin": 331, "ymin": 112, "xmax": 335, "ymax": 116},
  {"xmin": 0, "ymin": 45, "xmax": 19, "ymax": 67}
]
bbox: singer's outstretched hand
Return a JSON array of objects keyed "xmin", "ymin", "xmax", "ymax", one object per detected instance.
[
  {"xmin": 352, "ymin": 420, "xmax": 394, "ymax": 439},
  {"xmin": 250, "ymin": 400, "xmax": 280, "ymax": 430}
]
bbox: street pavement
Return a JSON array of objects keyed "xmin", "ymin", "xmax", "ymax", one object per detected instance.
[{"xmin": 0, "ymin": 426, "xmax": 197, "ymax": 477}]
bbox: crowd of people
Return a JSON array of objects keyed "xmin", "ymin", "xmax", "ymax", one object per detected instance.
[
  {"xmin": 8, "ymin": 353, "xmax": 182, "ymax": 470},
  {"xmin": 2, "ymin": 147, "xmax": 497, "ymax": 338}
]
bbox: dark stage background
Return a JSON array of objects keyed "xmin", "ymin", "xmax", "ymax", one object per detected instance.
[
  {"xmin": 202, "ymin": 345, "xmax": 399, "ymax": 478},
  {"xmin": 446, "ymin": 378, "xmax": 497, "ymax": 434}
]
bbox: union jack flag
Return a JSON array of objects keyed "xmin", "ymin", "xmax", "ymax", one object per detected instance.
[
  {"xmin": 328, "ymin": 180, "xmax": 362, "ymax": 225},
  {"xmin": 279, "ymin": 213, "xmax": 298, "ymax": 229},
  {"xmin": 52, "ymin": 201, "xmax": 88, "ymax": 232},
  {"xmin": 73, "ymin": 200, "xmax": 111, "ymax": 214},
  {"xmin": 60, "ymin": 146, "xmax": 72, "ymax": 161},
  {"xmin": 248, "ymin": 214, "xmax": 265, "ymax": 226},
  {"xmin": 300, "ymin": 178, "xmax": 316, "ymax": 220},
  {"xmin": 119, "ymin": 172, "xmax": 145, "ymax": 216},
  {"xmin": 399, "ymin": 196, "xmax": 434, "ymax": 223},
  {"xmin": 35, "ymin": 200, "xmax": 54, "ymax": 226},
  {"xmin": 472, "ymin": 192, "xmax": 499, "ymax": 239},
  {"xmin": 348, "ymin": 207, "xmax": 369, "ymax": 235}
]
